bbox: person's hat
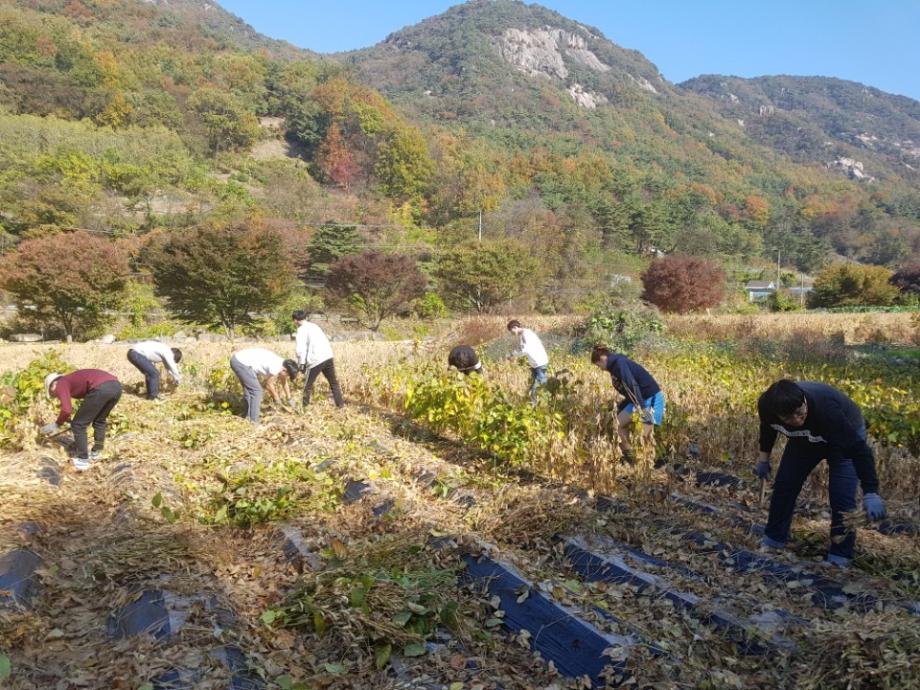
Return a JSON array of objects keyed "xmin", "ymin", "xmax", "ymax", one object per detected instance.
[{"xmin": 44, "ymin": 373, "xmax": 63, "ymax": 397}]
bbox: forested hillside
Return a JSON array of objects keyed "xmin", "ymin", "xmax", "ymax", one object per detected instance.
[
  {"xmin": 681, "ymin": 74, "xmax": 920, "ymax": 183},
  {"xmin": 0, "ymin": 0, "xmax": 918, "ymax": 315}
]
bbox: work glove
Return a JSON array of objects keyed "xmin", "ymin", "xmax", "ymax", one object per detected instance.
[
  {"xmin": 39, "ymin": 422, "xmax": 60, "ymax": 436},
  {"xmin": 640, "ymin": 409, "xmax": 655, "ymax": 425},
  {"xmin": 298, "ymin": 363, "xmax": 307, "ymax": 374},
  {"xmin": 287, "ymin": 398, "xmax": 297, "ymax": 410},
  {"xmin": 753, "ymin": 459, "xmax": 772, "ymax": 480},
  {"xmin": 863, "ymin": 493, "xmax": 886, "ymax": 520}
]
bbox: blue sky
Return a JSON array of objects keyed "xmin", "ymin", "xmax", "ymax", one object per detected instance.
[{"xmin": 220, "ymin": 0, "xmax": 920, "ymax": 99}]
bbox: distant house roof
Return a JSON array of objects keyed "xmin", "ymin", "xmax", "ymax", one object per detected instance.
[{"xmin": 745, "ymin": 281, "xmax": 775, "ymax": 290}]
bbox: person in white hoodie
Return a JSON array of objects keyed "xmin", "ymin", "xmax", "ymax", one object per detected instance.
[
  {"xmin": 507, "ymin": 320, "xmax": 549, "ymax": 404},
  {"xmin": 127, "ymin": 340, "xmax": 182, "ymax": 400},
  {"xmin": 293, "ymin": 310, "xmax": 344, "ymax": 408}
]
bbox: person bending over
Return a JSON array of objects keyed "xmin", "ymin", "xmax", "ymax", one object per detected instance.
[
  {"xmin": 41, "ymin": 369, "xmax": 122, "ymax": 471},
  {"xmin": 590, "ymin": 346, "xmax": 664, "ymax": 464},
  {"xmin": 754, "ymin": 379, "xmax": 885, "ymax": 567},
  {"xmin": 448, "ymin": 345, "xmax": 482, "ymax": 375},
  {"xmin": 229, "ymin": 347, "xmax": 299, "ymax": 425},
  {"xmin": 127, "ymin": 340, "xmax": 182, "ymax": 400}
]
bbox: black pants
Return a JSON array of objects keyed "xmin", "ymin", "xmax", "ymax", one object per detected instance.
[
  {"xmin": 764, "ymin": 439, "xmax": 859, "ymax": 559},
  {"xmin": 127, "ymin": 349, "xmax": 160, "ymax": 399},
  {"xmin": 303, "ymin": 358, "xmax": 344, "ymax": 407},
  {"xmin": 71, "ymin": 380, "xmax": 122, "ymax": 458}
]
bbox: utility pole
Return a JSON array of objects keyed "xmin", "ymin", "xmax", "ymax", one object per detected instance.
[
  {"xmin": 478, "ymin": 210, "xmax": 483, "ymax": 242},
  {"xmin": 776, "ymin": 249, "xmax": 781, "ymax": 289},
  {"xmin": 800, "ymin": 272, "xmax": 805, "ymax": 308}
]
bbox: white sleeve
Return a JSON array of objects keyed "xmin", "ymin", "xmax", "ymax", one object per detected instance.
[
  {"xmin": 162, "ymin": 347, "xmax": 181, "ymax": 382},
  {"xmin": 295, "ymin": 327, "xmax": 308, "ymax": 365}
]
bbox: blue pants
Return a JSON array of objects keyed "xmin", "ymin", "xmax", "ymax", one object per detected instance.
[
  {"xmin": 529, "ymin": 365, "xmax": 547, "ymax": 404},
  {"xmin": 128, "ymin": 349, "xmax": 161, "ymax": 400},
  {"xmin": 764, "ymin": 440, "xmax": 859, "ymax": 559},
  {"xmin": 622, "ymin": 391, "xmax": 666, "ymax": 425}
]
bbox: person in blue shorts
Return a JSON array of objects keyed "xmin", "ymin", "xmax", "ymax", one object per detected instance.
[{"xmin": 591, "ymin": 346, "xmax": 664, "ymax": 463}]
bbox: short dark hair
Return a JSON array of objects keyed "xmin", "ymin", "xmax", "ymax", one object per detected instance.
[
  {"xmin": 760, "ymin": 379, "xmax": 805, "ymax": 417},
  {"xmin": 171, "ymin": 348, "xmax": 183, "ymax": 363},
  {"xmin": 590, "ymin": 345, "xmax": 610, "ymax": 364},
  {"xmin": 292, "ymin": 310, "xmax": 307, "ymax": 322},
  {"xmin": 282, "ymin": 359, "xmax": 299, "ymax": 381},
  {"xmin": 448, "ymin": 344, "xmax": 479, "ymax": 371},
  {"xmin": 506, "ymin": 319, "xmax": 522, "ymax": 331}
]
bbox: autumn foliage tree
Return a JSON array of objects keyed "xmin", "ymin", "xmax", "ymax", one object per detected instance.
[
  {"xmin": 142, "ymin": 221, "xmax": 293, "ymax": 336},
  {"xmin": 435, "ymin": 240, "xmax": 539, "ymax": 313},
  {"xmin": 0, "ymin": 230, "xmax": 130, "ymax": 340},
  {"xmin": 640, "ymin": 255, "xmax": 726, "ymax": 313},
  {"xmin": 325, "ymin": 252, "xmax": 427, "ymax": 330},
  {"xmin": 809, "ymin": 262, "xmax": 899, "ymax": 308},
  {"xmin": 317, "ymin": 122, "xmax": 360, "ymax": 190}
]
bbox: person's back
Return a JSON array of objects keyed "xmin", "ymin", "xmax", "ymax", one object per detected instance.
[
  {"xmin": 448, "ymin": 345, "xmax": 481, "ymax": 374},
  {"xmin": 796, "ymin": 381, "xmax": 863, "ymax": 433},
  {"xmin": 606, "ymin": 354, "xmax": 660, "ymax": 403},
  {"xmin": 517, "ymin": 328, "xmax": 548, "ymax": 368},
  {"xmin": 234, "ymin": 348, "xmax": 283, "ymax": 376},
  {"xmin": 298, "ymin": 321, "xmax": 334, "ymax": 369}
]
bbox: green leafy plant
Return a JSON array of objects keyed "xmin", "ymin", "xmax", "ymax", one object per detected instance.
[
  {"xmin": 276, "ymin": 537, "xmax": 462, "ymax": 667},
  {"xmin": 0, "ymin": 352, "xmax": 69, "ymax": 448},
  {"xmin": 206, "ymin": 460, "xmax": 339, "ymax": 528},
  {"xmin": 573, "ymin": 306, "xmax": 665, "ymax": 353}
]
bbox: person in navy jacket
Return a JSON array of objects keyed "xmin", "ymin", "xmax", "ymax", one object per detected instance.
[
  {"xmin": 591, "ymin": 346, "xmax": 664, "ymax": 463},
  {"xmin": 754, "ymin": 379, "xmax": 886, "ymax": 567}
]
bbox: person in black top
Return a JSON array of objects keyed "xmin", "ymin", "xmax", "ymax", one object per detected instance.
[
  {"xmin": 448, "ymin": 345, "xmax": 482, "ymax": 375},
  {"xmin": 754, "ymin": 379, "xmax": 886, "ymax": 567},
  {"xmin": 591, "ymin": 346, "xmax": 664, "ymax": 463}
]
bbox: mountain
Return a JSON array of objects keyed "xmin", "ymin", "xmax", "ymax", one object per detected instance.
[
  {"xmin": 339, "ymin": 0, "xmax": 919, "ymax": 266},
  {"xmin": 0, "ymin": 0, "xmax": 918, "ymax": 287},
  {"xmin": 340, "ymin": 0, "xmax": 671, "ymax": 124},
  {"xmin": 681, "ymin": 75, "xmax": 920, "ymax": 186}
]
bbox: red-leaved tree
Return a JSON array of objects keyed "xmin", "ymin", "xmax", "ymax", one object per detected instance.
[
  {"xmin": 318, "ymin": 122, "xmax": 361, "ymax": 190},
  {"xmin": 325, "ymin": 251, "xmax": 427, "ymax": 330},
  {"xmin": 0, "ymin": 230, "xmax": 130, "ymax": 340},
  {"xmin": 640, "ymin": 255, "xmax": 725, "ymax": 313},
  {"xmin": 890, "ymin": 264, "xmax": 920, "ymax": 296}
]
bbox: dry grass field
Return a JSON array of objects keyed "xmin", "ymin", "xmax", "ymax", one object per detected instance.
[{"xmin": 1, "ymin": 312, "xmax": 918, "ymax": 689}]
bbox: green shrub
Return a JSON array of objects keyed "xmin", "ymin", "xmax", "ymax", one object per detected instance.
[
  {"xmin": 573, "ymin": 306, "xmax": 665, "ymax": 353},
  {"xmin": 403, "ymin": 368, "xmax": 561, "ymax": 466},
  {"xmin": 414, "ymin": 292, "xmax": 448, "ymax": 320},
  {"xmin": 207, "ymin": 459, "xmax": 339, "ymax": 528},
  {"xmin": 0, "ymin": 352, "xmax": 69, "ymax": 447}
]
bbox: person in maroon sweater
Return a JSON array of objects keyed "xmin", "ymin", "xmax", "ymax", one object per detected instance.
[{"xmin": 40, "ymin": 369, "xmax": 122, "ymax": 471}]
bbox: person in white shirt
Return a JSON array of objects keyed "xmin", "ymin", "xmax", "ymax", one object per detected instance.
[
  {"xmin": 506, "ymin": 320, "xmax": 549, "ymax": 404},
  {"xmin": 292, "ymin": 310, "xmax": 344, "ymax": 408},
  {"xmin": 229, "ymin": 347, "xmax": 299, "ymax": 424},
  {"xmin": 127, "ymin": 340, "xmax": 183, "ymax": 400}
]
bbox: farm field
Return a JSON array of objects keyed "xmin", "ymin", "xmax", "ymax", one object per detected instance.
[{"xmin": 1, "ymin": 313, "xmax": 919, "ymax": 690}]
